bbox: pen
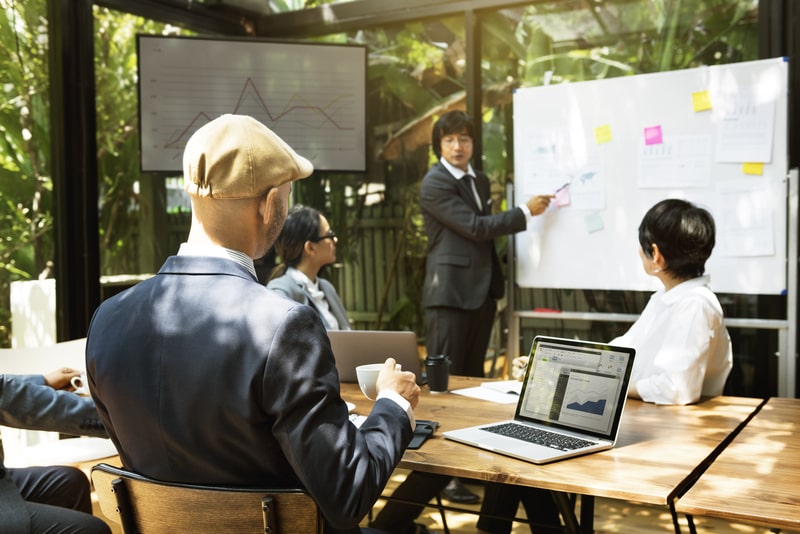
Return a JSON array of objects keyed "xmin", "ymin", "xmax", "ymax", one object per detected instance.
[{"xmin": 554, "ymin": 182, "xmax": 570, "ymax": 193}]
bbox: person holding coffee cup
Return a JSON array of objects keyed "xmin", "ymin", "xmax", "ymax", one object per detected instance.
[
  {"xmin": 0, "ymin": 369, "xmax": 108, "ymax": 533},
  {"xmin": 86, "ymin": 114, "xmax": 420, "ymax": 534},
  {"xmin": 70, "ymin": 371, "xmax": 90, "ymax": 396}
]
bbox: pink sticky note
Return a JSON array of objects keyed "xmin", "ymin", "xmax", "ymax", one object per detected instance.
[
  {"xmin": 554, "ymin": 187, "xmax": 570, "ymax": 207},
  {"xmin": 644, "ymin": 125, "xmax": 663, "ymax": 145}
]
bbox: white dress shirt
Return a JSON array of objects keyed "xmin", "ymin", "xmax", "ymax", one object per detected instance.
[
  {"xmin": 178, "ymin": 242, "xmax": 257, "ymax": 279},
  {"xmin": 611, "ymin": 276, "xmax": 733, "ymax": 405},
  {"xmin": 287, "ymin": 267, "xmax": 341, "ymax": 330}
]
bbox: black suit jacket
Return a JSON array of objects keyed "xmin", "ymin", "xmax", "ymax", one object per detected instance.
[
  {"xmin": 86, "ymin": 255, "xmax": 413, "ymax": 530},
  {"xmin": 420, "ymin": 161, "xmax": 526, "ymax": 310}
]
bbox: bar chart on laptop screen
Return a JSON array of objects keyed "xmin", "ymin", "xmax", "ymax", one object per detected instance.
[{"xmin": 137, "ymin": 35, "xmax": 367, "ymax": 172}]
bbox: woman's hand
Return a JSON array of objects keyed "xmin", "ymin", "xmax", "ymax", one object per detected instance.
[{"xmin": 511, "ymin": 356, "xmax": 530, "ymax": 380}]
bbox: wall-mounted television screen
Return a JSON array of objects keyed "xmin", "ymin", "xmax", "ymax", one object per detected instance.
[{"xmin": 137, "ymin": 35, "xmax": 367, "ymax": 173}]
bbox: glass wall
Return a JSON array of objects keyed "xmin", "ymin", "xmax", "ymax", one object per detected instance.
[
  {"xmin": 93, "ymin": 8, "xmax": 192, "ymax": 282},
  {"xmin": 473, "ymin": 1, "xmax": 769, "ymax": 396},
  {"xmin": 308, "ymin": 0, "xmax": 768, "ymax": 394},
  {"xmin": 5, "ymin": 0, "xmax": 773, "ymax": 394},
  {"xmin": 88, "ymin": 0, "xmax": 769, "ymax": 394}
]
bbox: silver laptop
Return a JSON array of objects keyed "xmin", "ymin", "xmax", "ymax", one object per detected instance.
[
  {"xmin": 443, "ymin": 336, "xmax": 635, "ymax": 464},
  {"xmin": 327, "ymin": 330, "xmax": 424, "ymax": 385}
]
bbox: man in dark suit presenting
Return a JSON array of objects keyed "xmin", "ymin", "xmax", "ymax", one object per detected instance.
[
  {"xmin": 421, "ymin": 110, "xmax": 552, "ymax": 379},
  {"xmin": 86, "ymin": 114, "xmax": 420, "ymax": 534},
  {"xmin": 414, "ymin": 110, "xmax": 552, "ymax": 506}
]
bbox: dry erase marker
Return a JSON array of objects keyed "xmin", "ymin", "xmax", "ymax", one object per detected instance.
[{"xmin": 554, "ymin": 182, "xmax": 570, "ymax": 193}]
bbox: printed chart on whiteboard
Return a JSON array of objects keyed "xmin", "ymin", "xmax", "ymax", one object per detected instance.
[{"xmin": 137, "ymin": 35, "xmax": 367, "ymax": 172}]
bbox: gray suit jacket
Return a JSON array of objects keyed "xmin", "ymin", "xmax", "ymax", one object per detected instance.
[
  {"xmin": 0, "ymin": 374, "xmax": 105, "ymax": 529},
  {"xmin": 267, "ymin": 273, "xmax": 351, "ymax": 330},
  {"xmin": 420, "ymin": 161, "xmax": 526, "ymax": 310},
  {"xmin": 86, "ymin": 255, "xmax": 412, "ymax": 530}
]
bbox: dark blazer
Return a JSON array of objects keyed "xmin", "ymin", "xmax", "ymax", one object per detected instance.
[
  {"xmin": 420, "ymin": 161, "xmax": 526, "ymax": 310},
  {"xmin": 86, "ymin": 255, "xmax": 412, "ymax": 530},
  {"xmin": 0, "ymin": 374, "xmax": 106, "ymax": 529},
  {"xmin": 268, "ymin": 273, "xmax": 351, "ymax": 330}
]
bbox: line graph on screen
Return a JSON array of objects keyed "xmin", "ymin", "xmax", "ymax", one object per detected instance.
[{"xmin": 138, "ymin": 35, "xmax": 366, "ymax": 172}]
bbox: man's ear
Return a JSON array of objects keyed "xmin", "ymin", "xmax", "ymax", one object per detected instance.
[{"xmin": 259, "ymin": 188, "xmax": 279, "ymax": 224}]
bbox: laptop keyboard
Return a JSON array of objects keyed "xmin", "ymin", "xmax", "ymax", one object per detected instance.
[{"xmin": 481, "ymin": 422, "xmax": 595, "ymax": 451}]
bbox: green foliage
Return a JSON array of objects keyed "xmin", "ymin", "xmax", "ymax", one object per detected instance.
[
  {"xmin": 0, "ymin": 3, "xmax": 186, "ymax": 345},
  {"xmin": 0, "ymin": 0, "xmax": 53, "ymax": 346},
  {"xmin": 93, "ymin": 10, "xmax": 190, "ymax": 275}
]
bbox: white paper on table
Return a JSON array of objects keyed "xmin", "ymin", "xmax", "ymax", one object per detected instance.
[
  {"xmin": 450, "ymin": 386, "xmax": 519, "ymax": 404},
  {"xmin": 480, "ymin": 380, "xmax": 523, "ymax": 396}
]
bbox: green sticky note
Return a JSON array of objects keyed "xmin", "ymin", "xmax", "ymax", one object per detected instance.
[{"xmin": 584, "ymin": 212, "xmax": 604, "ymax": 233}]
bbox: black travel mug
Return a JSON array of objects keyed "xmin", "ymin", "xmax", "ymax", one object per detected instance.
[{"xmin": 425, "ymin": 354, "xmax": 450, "ymax": 393}]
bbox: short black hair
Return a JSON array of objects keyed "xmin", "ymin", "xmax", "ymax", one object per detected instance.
[
  {"xmin": 638, "ymin": 198, "xmax": 716, "ymax": 280},
  {"xmin": 431, "ymin": 110, "xmax": 474, "ymax": 159}
]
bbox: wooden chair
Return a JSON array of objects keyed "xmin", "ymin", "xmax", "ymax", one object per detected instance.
[{"xmin": 91, "ymin": 463, "xmax": 323, "ymax": 533}]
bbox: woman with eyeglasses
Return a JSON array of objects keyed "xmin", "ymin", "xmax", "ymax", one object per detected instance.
[{"xmin": 267, "ymin": 204, "xmax": 351, "ymax": 330}]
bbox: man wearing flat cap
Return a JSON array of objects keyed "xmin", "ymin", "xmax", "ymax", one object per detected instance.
[{"xmin": 86, "ymin": 114, "xmax": 420, "ymax": 533}]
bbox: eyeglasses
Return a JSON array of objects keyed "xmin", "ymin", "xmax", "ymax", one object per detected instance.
[
  {"xmin": 311, "ymin": 230, "xmax": 337, "ymax": 243},
  {"xmin": 441, "ymin": 135, "xmax": 473, "ymax": 147}
]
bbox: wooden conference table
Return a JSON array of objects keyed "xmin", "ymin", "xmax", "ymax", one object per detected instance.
[
  {"xmin": 676, "ymin": 396, "xmax": 800, "ymax": 532},
  {"xmin": 340, "ymin": 376, "xmax": 764, "ymax": 534}
]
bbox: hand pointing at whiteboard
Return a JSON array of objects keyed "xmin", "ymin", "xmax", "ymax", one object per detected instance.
[{"xmin": 525, "ymin": 194, "xmax": 554, "ymax": 216}]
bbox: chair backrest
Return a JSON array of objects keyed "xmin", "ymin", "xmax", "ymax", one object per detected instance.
[{"xmin": 91, "ymin": 463, "xmax": 323, "ymax": 534}]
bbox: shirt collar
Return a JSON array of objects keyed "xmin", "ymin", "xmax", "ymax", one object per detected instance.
[
  {"xmin": 440, "ymin": 157, "xmax": 475, "ymax": 180},
  {"xmin": 661, "ymin": 275, "xmax": 710, "ymax": 304},
  {"xmin": 177, "ymin": 242, "xmax": 257, "ymax": 279},
  {"xmin": 287, "ymin": 266, "xmax": 317, "ymax": 289}
]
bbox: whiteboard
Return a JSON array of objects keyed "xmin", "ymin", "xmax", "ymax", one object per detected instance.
[{"xmin": 513, "ymin": 58, "xmax": 788, "ymax": 295}]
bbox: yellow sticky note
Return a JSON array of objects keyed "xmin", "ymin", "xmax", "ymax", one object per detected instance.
[
  {"xmin": 594, "ymin": 124, "xmax": 612, "ymax": 144},
  {"xmin": 743, "ymin": 162, "xmax": 764, "ymax": 175},
  {"xmin": 692, "ymin": 90, "xmax": 712, "ymax": 112}
]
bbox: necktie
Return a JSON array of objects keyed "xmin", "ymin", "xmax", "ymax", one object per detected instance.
[{"xmin": 464, "ymin": 174, "xmax": 482, "ymax": 210}]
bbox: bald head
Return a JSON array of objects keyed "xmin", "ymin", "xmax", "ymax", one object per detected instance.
[{"xmin": 187, "ymin": 182, "xmax": 291, "ymax": 259}]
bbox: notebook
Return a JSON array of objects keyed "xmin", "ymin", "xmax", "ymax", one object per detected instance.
[
  {"xmin": 443, "ymin": 335, "xmax": 635, "ymax": 464},
  {"xmin": 327, "ymin": 330, "xmax": 424, "ymax": 385}
]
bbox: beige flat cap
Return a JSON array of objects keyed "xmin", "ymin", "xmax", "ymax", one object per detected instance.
[{"xmin": 183, "ymin": 114, "xmax": 313, "ymax": 199}]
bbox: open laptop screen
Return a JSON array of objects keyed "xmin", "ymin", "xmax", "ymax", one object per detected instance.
[{"xmin": 517, "ymin": 337, "xmax": 635, "ymax": 441}]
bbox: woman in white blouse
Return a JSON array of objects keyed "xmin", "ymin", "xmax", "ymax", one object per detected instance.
[
  {"xmin": 477, "ymin": 198, "xmax": 733, "ymax": 534},
  {"xmin": 610, "ymin": 198, "xmax": 732, "ymax": 405},
  {"xmin": 510, "ymin": 197, "xmax": 732, "ymax": 404},
  {"xmin": 267, "ymin": 204, "xmax": 351, "ymax": 330}
]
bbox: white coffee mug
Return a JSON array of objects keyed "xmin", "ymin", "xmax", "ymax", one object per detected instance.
[
  {"xmin": 70, "ymin": 373, "xmax": 89, "ymax": 396},
  {"xmin": 355, "ymin": 363, "xmax": 401, "ymax": 400}
]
